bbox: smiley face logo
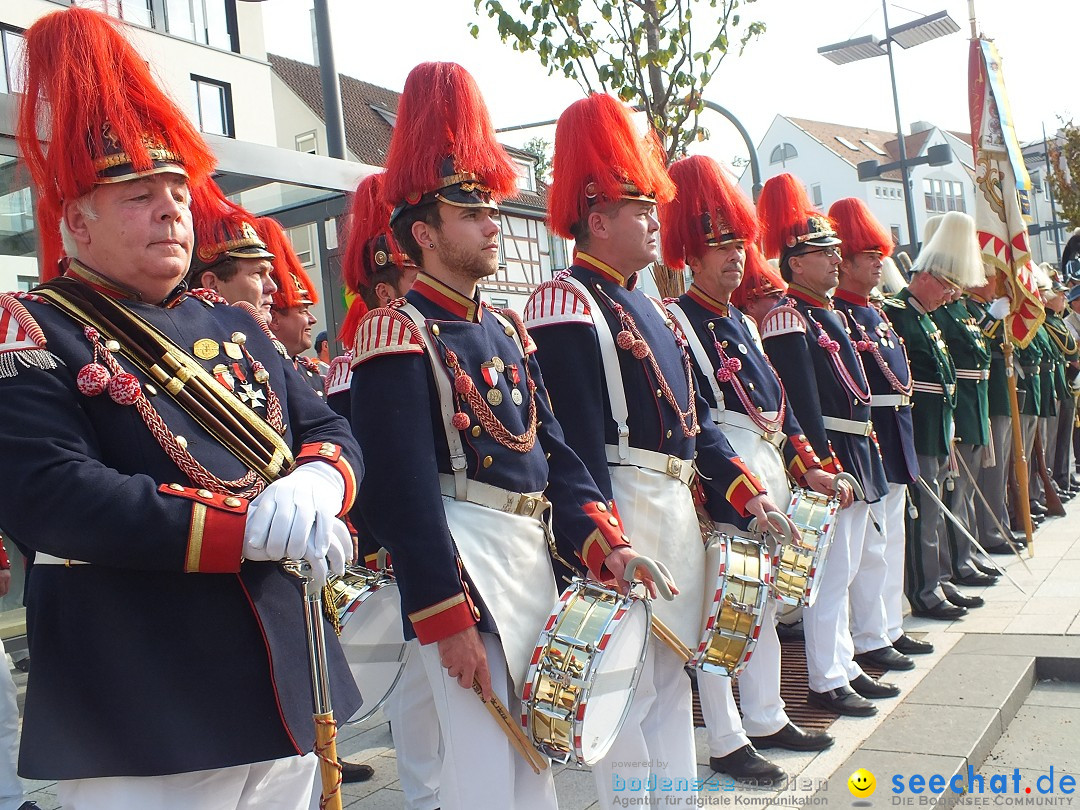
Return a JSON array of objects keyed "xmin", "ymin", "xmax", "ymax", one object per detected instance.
[{"xmin": 848, "ymin": 768, "xmax": 876, "ymax": 798}]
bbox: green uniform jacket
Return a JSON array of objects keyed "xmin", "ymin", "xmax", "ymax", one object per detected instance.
[
  {"xmin": 887, "ymin": 289, "xmax": 957, "ymax": 457},
  {"xmin": 1044, "ymin": 313, "xmax": 1077, "ymax": 398},
  {"xmin": 975, "ymin": 299, "xmax": 1012, "ymax": 418},
  {"xmin": 934, "ymin": 298, "xmax": 991, "ymax": 446},
  {"xmin": 1014, "ymin": 332, "xmax": 1042, "ymax": 417}
]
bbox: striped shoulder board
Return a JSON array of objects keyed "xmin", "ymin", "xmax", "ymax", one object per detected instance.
[
  {"xmin": 0, "ymin": 292, "xmax": 60, "ymax": 379},
  {"xmin": 523, "ymin": 278, "xmax": 593, "ymax": 329},
  {"xmin": 353, "ymin": 307, "xmax": 424, "ymax": 364},
  {"xmin": 325, "ymin": 353, "xmax": 353, "ymax": 395},
  {"xmin": 759, "ymin": 305, "xmax": 808, "ymax": 340}
]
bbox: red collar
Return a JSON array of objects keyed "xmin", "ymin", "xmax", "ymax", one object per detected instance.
[
  {"xmin": 833, "ymin": 288, "xmax": 871, "ymax": 307},
  {"xmin": 412, "ymin": 272, "xmax": 482, "ymax": 322},
  {"xmin": 685, "ymin": 284, "xmax": 730, "ymax": 316},
  {"xmin": 787, "ymin": 283, "xmax": 831, "ymax": 308},
  {"xmin": 575, "ymin": 251, "xmax": 638, "ymax": 289}
]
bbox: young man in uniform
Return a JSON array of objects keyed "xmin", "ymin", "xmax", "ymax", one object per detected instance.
[
  {"xmin": 525, "ymin": 95, "xmax": 791, "ymax": 805},
  {"xmin": 1, "ymin": 8, "xmax": 361, "ymax": 807},
  {"xmin": 349, "ymin": 64, "xmax": 652, "ymax": 810},
  {"xmin": 660, "ymin": 155, "xmax": 843, "ymax": 784}
]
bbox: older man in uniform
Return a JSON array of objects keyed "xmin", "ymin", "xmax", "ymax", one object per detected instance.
[
  {"xmin": 756, "ymin": 175, "xmax": 894, "ymax": 717},
  {"xmin": 525, "ymin": 95, "xmax": 791, "ymax": 805},
  {"xmin": 1045, "ymin": 280, "xmax": 1080, "ymax": 494},
  {"xmin": 1, "ymin": 8, "xmax": 361, "ymax": 808},
  {"xmin": 350, "ymin": 64, "xmax": 652, "ymax": 810},
  {"xmin": 829, "ymin": 198, "xmax": 934, "ymax": 665},
  {"xmin": 660, "ymin": 155, "xmax": 841, "ymax": 783}
]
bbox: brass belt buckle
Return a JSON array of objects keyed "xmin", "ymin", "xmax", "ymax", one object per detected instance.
[{"xmin": 666, "ymin": 456, "xmax": 684, "ymax": 479}]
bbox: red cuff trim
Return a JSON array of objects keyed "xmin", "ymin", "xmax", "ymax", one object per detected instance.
[
  {"xmin": 725, "ymin": 470, "xmax": 765, "ymax": 517},
  {"xmin": 363, "ymin": 552, "xmax": 381, "ymax": 571},
  {"xmin": 409, "ymin": 592, "xmax": 480, "ymax": 644},
  {"xmin": 0, "ymin": 544, "xmax": 9, "ymax": 570},
  {"xmin": 788, "ymin": 434, "xmax": 821, "ymax": 477},
  {"xmin": 581, "ymin": 500, "xmax": 631, "ymax": 576},
  {"xmin": 159, "ymin": 484, "xmax": 247, "ymax": 573},
  {"xmin": 295, "ymin": 442, "xmax": 358, "ymax": 517}
]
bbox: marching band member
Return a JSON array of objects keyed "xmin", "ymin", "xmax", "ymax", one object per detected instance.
[
  {"xmin": 829, "ymin": 198, "xmax": 934, "ymax": 665},
  {"xmin": 756, "ymin": 175, "xmax": 894, "ymax": 717},
  {"xmin": 0, "ymin": 8, "xmax": 361, "ymax": 807},
  {"xmin": 525, "ymin": 95, "xmax": 790, "ymax": 805},
  {"xmin": 348, "ymin": 64, "xmax": 650, "ymax": 810},
  {"xmin": 661, "ymin": 155, "xmax": 840, "ymax": 783}
]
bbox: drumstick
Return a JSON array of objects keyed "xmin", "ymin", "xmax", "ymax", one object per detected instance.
[
  {"xmin": 471, "ymin": 679, "xmax": 548, "ymax": 775},
  {"xmin": 650, "ymin": 617, "xmax": 694, "ymax": 662}
]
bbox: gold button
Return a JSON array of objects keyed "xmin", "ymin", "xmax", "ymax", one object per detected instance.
[
  {"xmin": 472, "ymin": 606, "xmax": 482, "ymax": 620},
  {"xmin": 505, "ymin": 326, "xmax": 515, "ymax": 337},
  {"xmin": 708, "ymin": 322, "xmax": 715, "ymax": 330},
  {"xmin": 747, "ymin": 382, "xmax": 755, "ymax": 391},
  {"xmin": 175, "ymin": 435, "xmax": 188, "ymax": 449},
  {"xmin": 608, "ymin": 516, "xmax": 619, "ymax": 526},
  {"xmin": 666, "ymin": 430, "xmax": 673, "ymax": 438},
  {"xmin": 471, "ymin": 425, "xmax": 482, "ymax": 437},
  {"xmin": 223, "ymin": 497, "xmax": 242, "ymax": 508},
  {"xmin": 197, "ymin": 489, "xmax": 213, "ymax": 498},
  {"xmin": 656, "ymin": 389, "xmax": 663, "ymax": 397},
  {"xmin": 144, "ymin": 383, "xmax": 158, "ymax": 396},
  {"xmin": 168, "ymin": 483, "xmax": 184, "ymax": 492},
  {"xmin": 799, "ymin": 435, "xmax": 806, "ymax": 441},
  {"xmin": 812, "ymin": 456, "xmax": 820, "ymax": 463},
  {"xmin": 596, "ymin": 502, "xmax": 607, "ymax": 512},
  {"xmin": 105, "ymin": 340, "xmax": 120, "ymax": 352},
  {"xmin": 621, "ymin": 534, "xmax": 630, "ymax": 543},
  {"xmin": 231, "ymin": 332, "xmax": 247, "ymax": 345},
  {"xmin": 483, "ymin": 455, "xmax": 493, "ymax": 468},
  {"xmin": 431, "ymin": 324, "xmax": 441, "ymax": 336}
]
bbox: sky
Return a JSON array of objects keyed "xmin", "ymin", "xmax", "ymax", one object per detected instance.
[{"xmin": 261, "ymin": 0, "xmax": 1073, "ymax": 170}]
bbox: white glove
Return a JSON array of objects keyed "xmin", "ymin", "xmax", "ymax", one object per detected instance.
[
  {"xmin": 243, "ymin": 462, "xmax": 349, "ymax": 585},
  {"xmin": 988, "ymin": 297, "xmax": 1011, "ymax": 320}
]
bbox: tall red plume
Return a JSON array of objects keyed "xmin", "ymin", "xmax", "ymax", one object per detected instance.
[
  {"xmin": 256, "ymin": 216, "xmax": 318, "ymax": 308},
  {"xmin": 188, "ymin": 180, "xmax": 259, "ymax": 271},
  {"xmin": 828, "ymin": 198, "xmax": 893, "ymax": 256},
  {"xmin": 732, "ymin": 244, "xmax": 787, "ymax": 311},
  {"xmin": 16, "ymin": 7, "xmax": 216, "ymax": 280},
  {"xmin": 343, "ymin": 173, "xmax": 390, "ymax": 296},
  {"xmin": 757, "ymin": 174, "xmax": 819, "ymax": 261},
  {"xmin": 338, "ymin": 297, "xmax": 370, "ymax": 348},
  {"xmin": 548, "ymin": 94, "xmax": 675, "ymax": 239},
  {"xmin": 661, "ymin": 155, "xmax": 758, "ymax": 269},
  {"xmin": 380, "ymin": 62, "xmax": 517, "ymax": 208}
]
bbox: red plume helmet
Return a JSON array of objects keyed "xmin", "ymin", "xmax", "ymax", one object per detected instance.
[
  {"xmin": 16, "ymin": 7, "xmax": 216, "ymax": 280},
  {"xmin": 381, "ymin": 62, "xmax": 517, "ymax": 221},
  {"xmin": 187, "ymin": 180, "xmax": 271, "ymax": 281},
  {"xmin": 828, "ymin": 197, "xmax": 893, "ymax": 257},
  {"xmin": 661, "ymin": 155, "xmax": 758, "ymax": 270},
  {"xmin": 340, "ymin": 172, "xmax": 414, "ymax": 344},
  {"xmin": 548, "ymin": 94, "xmax": 675, "ymax": 239},
  {"xmin": 256, "ymin": 216, "xmax": 318, "ymax": 309},
  {"xmin": 732, "ymin": 244, "xmax": 787, "ymax": 311},
  {"xmin": 757, "ymin": 173, "xmax": 839, "ymax": 266}
]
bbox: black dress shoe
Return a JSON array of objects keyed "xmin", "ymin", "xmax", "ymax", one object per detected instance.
[
  {"xmin": 339, "ymin": 759, "xmax": 375, "ymax": 783},
  {"xmin": 892, "ymin": 633, "xmax": 934, "ymax": 655},
  {"xmin": 974, "ymin": 562, "xmax": 1002, "ymax": 577},
  {"xmin": 749, "ymin": 722, "xmax": 834, "ymax": 752},
  {"xmin": 709, "ymin": 744, "xmax": 785, "ymax": 786},
  {"xmin": 854, "ymin": 645, "xmax": 915, "ymax": 671},
  {"xmin": 17, "ymin": 802, "xmax": 41, "ymax": 810},
  {"xmin": 849, "ymin": 673, "xmax": 901, "ymax": 699},
  {"xmin": 807, "ymin": 686, "xmax": 877, "ymax": 716},
  {"xmin": 953, "ymin": 571, "xmax": 997, "ymax": 587},
  {"xmin": 910, "ymin": 602, "xmax": 968, "ymax": 620},
  {"xmin": 1030, "ymin": 501, "xmax": 1048, "ymax": 516},
  {"xmin": 775, "ymin": 619, "xmax": 804, "ymax": 641},
  {"xmin": 944, "ymin": 589, "xmax": 985, "ymax": 609},
  {"xmin": 986, "ymin": 542, "xmax": 1019, "ymax": 555}
]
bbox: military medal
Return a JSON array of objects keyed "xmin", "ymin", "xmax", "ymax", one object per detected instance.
[
  {"xmin": 480, "ymin": 361, "xmax": 500, "ymax": 388},
  {"xmin": 212, "ymin": 363, "xmax": 235, "ymax": 391},
  {"xmin": 487, "ymin": 388, "xmax": 503, "ymax": 406},
  {"xmin": 237, "ymin": 383, "xmax": 266, "ymax": 409},
  {"xmin": 194, "ymin": 338, "xmax": 219, "ymax": 360},
  {"xmin": 223, "ymin": 341, "xmax": 244, "ymax": 360},
  {"xmin": 491, "ymin": 356, "xmax": 505, "ymax": 373},
  {"xmin": 507, "ymin": 364, "xmax": 521, "ymax": 385},
  {"xmin": 511, "ymin": 388, "xmax": 523, "ymax": 406}
]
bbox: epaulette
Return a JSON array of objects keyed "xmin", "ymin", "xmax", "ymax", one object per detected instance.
[
  {"xmin": 231, "ymin": 300, "xmax": 289, "ymax": 357},
  {"xmin": 523, "ymin": 279, "xmax": 593, "ymax": 329},
  {"xmin": 187, "ymin": 287, "xmax": 228, "ymax": 306},
  {"xmin": 881, "ymin": 297, "xmax": 907, "ymax": 312},
  {"xmin": 352, "ymin": 307, "xmax": 424, "ymax": 365},
  {"xmin": 325, "ymin": 353, "xmax": 353, "ymax": 396},
  {"xmin": 489, "ymin": 305, "xmax": 537, "ymax": 355},
  {"xmin": 759, "ymin": 305, "xmax": 807, "ymax": 339},
  {"xmin": 0, "ymin": 292, "xmax": 60, "ymax": 379}
]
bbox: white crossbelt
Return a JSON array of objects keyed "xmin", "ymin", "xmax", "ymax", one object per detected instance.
[
  {"xmin": 955, "ymin": 368, "xmax": 990, "ymax": 381},
  {"xmin": 437, "ymin": 474, "xmax": 549, "ymax": 520},
  {"xmin": 716, "ymin": 408, "xmax": 785, "ymax": 450},
  {"xmin": 35, "ymin": 553, "xmax": 88, "ymax": 566},
  {"xmin": 821, "ymin": 415, "xmax": 873, "ymax": 437},
  {"xmin": 870, "ymin": 393, "xmax": 911, "ymax": 407},
  {"xmin": 604, "ymin": 445, "xmax": 695, "ymax": 487}
]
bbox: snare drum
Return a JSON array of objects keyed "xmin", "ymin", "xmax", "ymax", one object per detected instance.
[
  {"xmin": 325, "ymin": 565, "xmax": 410, "ymax": 723},
  {"xmin": 695, "ymin": 531, "xmax": 770, "ymax": 676},
  {"xmin": 771, "ymin": 487, "xmax": 840, "ymax": 607},
  {"xmin": 521, "ymin": 579, "xmax": 650, "ymax": 765}
]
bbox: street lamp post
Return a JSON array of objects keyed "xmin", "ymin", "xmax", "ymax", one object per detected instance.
[{"xmin": 818, "ymin": 3, "xmax": 960, "ymax": 250}]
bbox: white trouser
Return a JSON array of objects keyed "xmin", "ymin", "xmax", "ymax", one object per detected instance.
[
  {"xmin": 698, "ymin": 598, "xmax": 786, "ymax": 756},
  {"xmin": 58, "ymin": 753, "xmax": 318, "ymax": 810},
  {"xmin": 850, "ymin": 485, "xmax": 901, "ymax": 654},
  {"xmin": 592, "ymin": 643, "xmax": 697, "ymax": 806},
  {"xmin": 418, "ymin": 633, "xmax": 555, "ymax": 810},
  {"xmin": 803, "ymin": 502, "xmax": 870, "ymax": 692},
  {"xmin": 877, "ymin": 484, "xmax": 908, "ymax": 644},
  {"xmin": 0, "ymin": 638, "xmax": 22, "ymax": 810},
  {"xmin": 384, "ymin": 640, "xmax": 442, "ymax": 810}
]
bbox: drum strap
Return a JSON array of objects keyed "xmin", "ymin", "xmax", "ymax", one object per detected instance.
[
  {"xmin": 398, "ymin": 303, "xmax": 470, "ymax": 500},
  {"xmin": 666, "ymin": 302, "xmax": 726, "ymax": 416}
]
